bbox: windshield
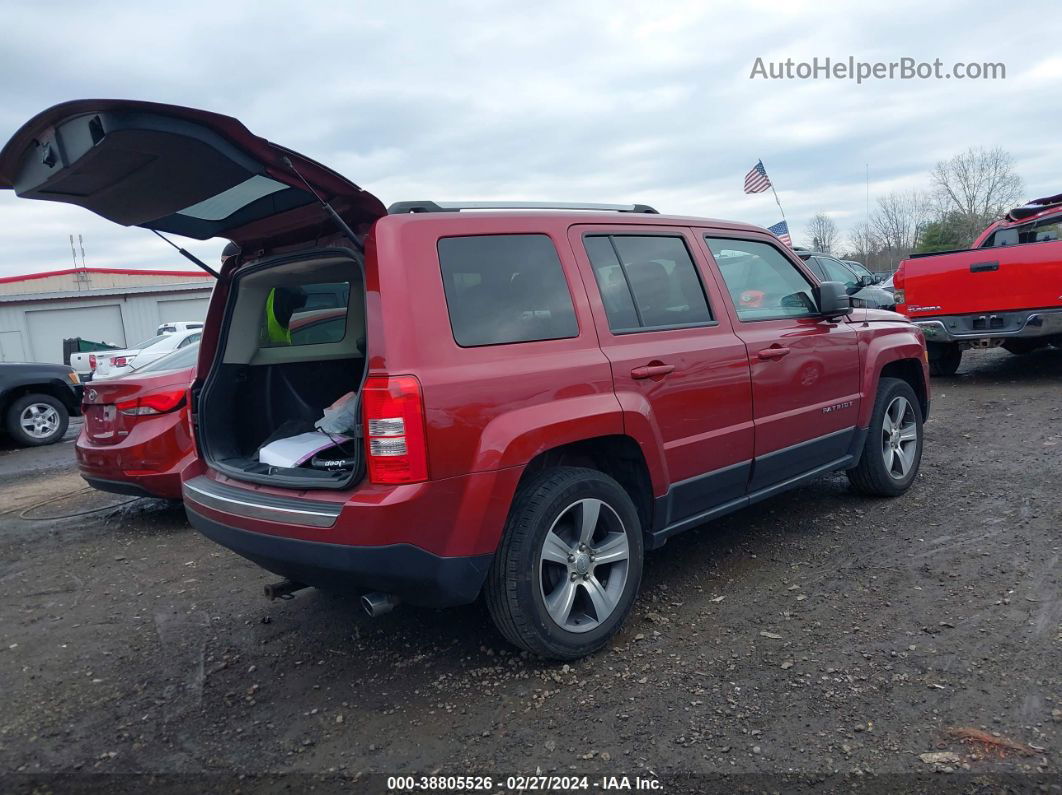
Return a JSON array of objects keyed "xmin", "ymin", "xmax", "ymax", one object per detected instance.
[
  {"xmin": 130, "ymin": 333, "xmax": 170, "ymax": 350},
  {"xmin": 136, "ymin": 343, "xmax": 199, "ymax": 374}
]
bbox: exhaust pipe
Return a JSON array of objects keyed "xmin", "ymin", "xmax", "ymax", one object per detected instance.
[
  {"xmin": 361, "ymin": 592, "xmax": 400, "ymax": 617},
  {"xmin": 263, "ymin": 580, "xmax": 307, "ymax": 600}
]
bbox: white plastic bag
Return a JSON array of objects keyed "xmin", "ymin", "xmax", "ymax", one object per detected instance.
[{"xmin": 316, "ymin": 391, "xmax": 358, "ymax": 436}]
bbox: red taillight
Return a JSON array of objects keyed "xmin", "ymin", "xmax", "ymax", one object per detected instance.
[
  {"xmin": 892, "ymin": 264, "xmax": 906, "ymax": 306},
  {"xmin": 89, "ymin": 354, "xmax": 97, "ymax": 370},
  {"xmin": 117, "ymin": 388, "xmax": 187, "ymax": 416},
  {"xmin": 362, "ymin": 375, "xmax": 428, "ymax": 484},
  {"xmin": 112, "ymin": 356, "xmax": 128, "ymax": 368}
]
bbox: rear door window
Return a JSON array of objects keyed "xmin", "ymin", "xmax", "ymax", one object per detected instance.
[
  {"xmin": 814, "ymin": 256, "xmax": 858, "ymax": 288},
  {"xmin": 802, "ymin": 257, "xmax": 827, "ymax": 280},
  {"xmin": 583, "ymin": 234, "xmax": 713, "ymax": 331},
  {"xmin": 705, "ymin": 238, "xmax": 817, "ymax": 321},
  {"xmin": 438, "ymin": 234, "xmax": 578, "ymax": 347}
]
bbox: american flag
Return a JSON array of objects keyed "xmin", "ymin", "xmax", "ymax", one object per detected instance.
[
  {"xmin": 768, "ymin": 220, "xmax": 792, "ymax": 246},
  {"xmin": 744, "ymin": 160, "xmax": 772, "ymax": 194}
]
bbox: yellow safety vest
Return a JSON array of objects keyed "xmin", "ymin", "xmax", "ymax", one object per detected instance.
[{"xmin": 265, "ymin": 288, "xmax": 292, "ymax": 345}]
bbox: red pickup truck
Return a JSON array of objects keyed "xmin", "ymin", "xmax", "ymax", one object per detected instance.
[{"xmin": 894, "ymin": 194, "xmax": 1062, "ymax": 375}]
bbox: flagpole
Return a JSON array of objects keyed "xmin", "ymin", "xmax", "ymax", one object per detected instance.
[{"xmin": 761, "ymin": 158, "xmax": 788, "ymax": 224}]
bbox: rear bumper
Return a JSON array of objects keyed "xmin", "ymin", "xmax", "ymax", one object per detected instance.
[
  {"xmin": 75, "ymin": 414, "xmax": 194, "ymax": 500},
  {"xmin": 81, "ymin": 471, "xmax": 183, "ymax": 499},
  {"xmin": 915, "ymin": 307, "xmax": 1062, "ymax": 344},
  {"xmin": 83, "ymin": 476, "xmax": 166, "ymax": 499},
  {"xmin": 186, "ymin": 506, "xmax": 493, "ymax": 607}
]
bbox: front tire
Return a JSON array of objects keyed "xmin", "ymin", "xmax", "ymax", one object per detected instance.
[
  {"xmin": 5, "ymin": 393, "xmax": 69, "ymax": 447},
  {"xmin": 847, "ymin": 378, "xmax": 924, "ymax": 497},
  {"xmin": 486, "ymin": 467, "xmax": 643, "ymax": 660},
  {"xmin": 927, "ymin": 343, "xmax": 961, "ymax": 376}
]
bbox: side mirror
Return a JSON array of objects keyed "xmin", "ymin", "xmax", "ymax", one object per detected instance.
[
  {"xmin": 813, "ymin": 281, "xmax": 853, "ymax": 319},
  {"xmin": 858, "ymin": 274, "xmax": 876, "ymax": 287}
]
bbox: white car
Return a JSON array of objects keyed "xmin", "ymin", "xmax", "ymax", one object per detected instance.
[
  {"xmin": 92, "ymin": 329, "xmax": 203, "ymax": 381},
  {"xmin": 156, "ymin": 321, "xmax": 204, "ymax": 335},
  {"xmin": 69, "ymin": 346, "xmax": 120, "ymax": 380}
]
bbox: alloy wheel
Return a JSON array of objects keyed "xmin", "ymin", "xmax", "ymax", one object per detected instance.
[
  {"xmin": 20, "ymin": 403, "xmax": 61, "ymax": 440},
  {"xmin": 880, "ymin": 395, "xmax": 918, "ymax": 479},
  {"xmin": 538, "ymin": 498, "xmax": 630, "ymax": 633}
]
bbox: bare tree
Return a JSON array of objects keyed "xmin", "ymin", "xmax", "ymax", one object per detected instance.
[
  {"xmin": 931, "ymin": 146, "xmax": 1024, "ymax": 245},
  {"xmin": 805, "ymin": 213, "xmax": 838, "ymax": 253},
  {"xmin": 846, "ymin": 221, "xmax": 879, "ymax": 264},
  {"xmin": 871, "ymin": 190, "xmax": 931, "ymax": 267}
]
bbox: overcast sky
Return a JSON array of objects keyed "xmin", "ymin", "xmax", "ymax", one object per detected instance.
[{"xmin": 0, "ymin": 0, "xmax": 1059, "ymax": 277}]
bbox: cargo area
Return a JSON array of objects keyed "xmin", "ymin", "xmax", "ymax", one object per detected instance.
[{"xmin": 197, "ymin": 249, "xmax": 367, "ymax": 488}]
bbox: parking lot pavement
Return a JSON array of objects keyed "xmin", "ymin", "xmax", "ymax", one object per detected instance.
[
  {"xmin": 0, "ymin": 347, "xmax": 1058, "ymax": 786},
  {"xmin": 0, "ymin": 417, "xmax": 81, "ymax": 480}
]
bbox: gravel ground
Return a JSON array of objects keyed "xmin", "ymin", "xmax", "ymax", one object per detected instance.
[{"xmin": 0, "ymin": 347, "xmax": 1059, "ymax": 792}]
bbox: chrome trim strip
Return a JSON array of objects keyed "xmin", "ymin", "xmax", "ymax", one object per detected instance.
[{"xmin": 183, "ymin": 479, "xmax": 340, "ymax": 529}]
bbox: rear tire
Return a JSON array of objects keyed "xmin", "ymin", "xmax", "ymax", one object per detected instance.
[
  {"xmin": 5, "ymin": 393, "xmax": 69, "ymax": 447},
  {"xmin": 847, "ymin": 377, "xmax": 923, "ymax": 497},
  {"xmin": 486, "ymin": 466, "xmax": 643, "ymax": 660},
  {"xmin": 927, "ymin": 343, "xmax": 961, "ymax": 376}
]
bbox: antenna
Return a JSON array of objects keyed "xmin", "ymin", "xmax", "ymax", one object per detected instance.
[
  {"xmin": 69, "ymin": 234, "xmax": 78, "ymax": 269},
  {"xmin": 78, "ymin": 234, "xmax": 87, "ymax": 268}
]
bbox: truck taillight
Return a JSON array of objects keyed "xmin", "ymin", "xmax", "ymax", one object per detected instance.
[
  {"xmin": 362, "ymin": 375, "xmax": 428, "ymax": 484},
  {"xmin": 892, "ymin": 264, "xmax": 906, "ymax": 305},
  {"xmin": 117, "ymin": 389, "xmax": 187, "ymax": 416},
  {"xmin": 89, "ymin": 354, "xmax": 97, "ymax": 370},
  {"xmin": 112, "ymin": 356, "xmax": 128, "ymax": 368}
]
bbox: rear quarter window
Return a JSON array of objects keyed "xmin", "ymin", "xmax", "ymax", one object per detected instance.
[
  {"xmin": 438, "ymin": 234, "xmax": 578, "ymax": 347},
  {"xmin": 982, "ymin": 216, "xmax": 1062, "ymax": 247}
]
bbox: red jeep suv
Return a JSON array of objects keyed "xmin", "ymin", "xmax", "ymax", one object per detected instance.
[{"xmin": 0, "ymin": 101, "xmax": 930, "ymax": 659}]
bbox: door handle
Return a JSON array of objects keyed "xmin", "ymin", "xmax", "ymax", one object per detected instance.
[
  {"xmin": 757, "ymin": 346, "xmax": 791, "ymax": 360},
  {"xmin": 631, "ymin": 363, "xmax": 675, "ymax": 379},
  {"xmin": 969, "ymin": 260, "xmax": 999, "ymax": 273}
]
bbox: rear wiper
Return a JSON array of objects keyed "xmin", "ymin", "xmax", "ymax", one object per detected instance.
[
  {"xmin": 282, "ymin": 156, "xmax": 365, "ymax": 255},
  {"xmin": 151, "ymin": 230, "xmax": 221, "ymax": 279}
]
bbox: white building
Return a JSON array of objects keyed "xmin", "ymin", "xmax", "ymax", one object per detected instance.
[{"xmin": 0, "ymin": 267, "xmax": 215, "ymax": 364}]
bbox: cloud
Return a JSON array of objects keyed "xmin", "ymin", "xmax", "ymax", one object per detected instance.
[{"xmin": 0, "ymin": 0, "xmax": 1057, "ymax": 271}]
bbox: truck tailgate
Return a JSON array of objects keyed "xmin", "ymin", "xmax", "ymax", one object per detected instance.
[{"xmin": 902, "ymin": 241, "xmax": 1062, "ymax": 316}]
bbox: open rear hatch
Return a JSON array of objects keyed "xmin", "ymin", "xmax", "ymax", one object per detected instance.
[
  {"xmin": 0, "ymin": 99, "xmax": 385, "ymax": 248},
  {"xmin": 1, "ymin": 100, "xmax": 386, "ymax": 489}
]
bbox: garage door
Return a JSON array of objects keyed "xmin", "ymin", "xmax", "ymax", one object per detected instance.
[
  {"xmin": 157, "ymin": 297, "xmax": 210, "ymax": 324},
  {"xmin": 25, "ymin": 304, "xmax": 126, "ymax": 364},
  {"xmin": 0, "ymin": 331, "xmax": 27, "ymax": 362}
]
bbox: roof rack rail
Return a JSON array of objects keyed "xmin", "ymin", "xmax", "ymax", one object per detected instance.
[{"xmin": 387, "ymin": 200, "xmax": 659, "ymax": 215}]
